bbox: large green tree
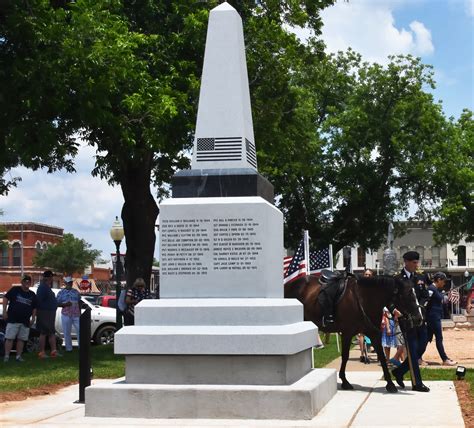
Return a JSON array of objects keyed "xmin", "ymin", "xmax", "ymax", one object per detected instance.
[
  {"xmin": 33, "ymin": 233, "xmax": 101, "ymax": 275},
  {"xmin": 431, "ymin": 110, "xmax": 474, "ymax": 244},
  {"xmin": 259, "ymin": 49, "xmax": 471, "ymax": 252}
]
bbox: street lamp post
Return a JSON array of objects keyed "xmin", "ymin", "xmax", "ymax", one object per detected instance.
[{"xmin": 110, "ymin": 216, "xmax": 125, "ymax": 330}]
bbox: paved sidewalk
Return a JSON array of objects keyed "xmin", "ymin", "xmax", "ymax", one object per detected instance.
[
  {"xmin": 0, "ymin": 372, "xmax": 465, "ymax": 427},
  {"xmin": 324, "ymin": 337, "xmax": 474, "ymax": 372}
]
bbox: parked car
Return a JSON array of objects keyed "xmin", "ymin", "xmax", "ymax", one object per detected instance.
[
  {"xmin": 82, "ymin": 294, "xmax": 101, "ymax": 306},
  {"xmin": 97, "ymin": 295, "xmax": 117, "ymax": 309},
  {"xmin": 0, "ymin": 286, "xmax": 117, "ymax": 347}
]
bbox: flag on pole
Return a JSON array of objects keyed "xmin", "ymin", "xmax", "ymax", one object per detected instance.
[
  {"xmin": 309, "ymin": 248, "xmax": 332, "ymax": 274},
  {"xmin": 283, "ymin": 239, "xmax": 307, "ymax": 285},
  {"xmin": 448, "ymin": 287, "xmax": 460, "ymax": 304}
]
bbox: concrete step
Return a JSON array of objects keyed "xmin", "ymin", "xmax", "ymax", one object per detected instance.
[
  {"xmin": 442, "ymin": 319, "xmax": 455, "ymax": 329},
  {"xmin": 442, "ymin": 319, "xmax": 474, "ymax": 330}
]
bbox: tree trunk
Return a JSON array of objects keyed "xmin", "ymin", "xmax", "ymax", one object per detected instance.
[{"xmin": 120, "ymin": 162, "xmax": 159, "ymax": 291}]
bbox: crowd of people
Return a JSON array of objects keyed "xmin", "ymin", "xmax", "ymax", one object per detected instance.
[{"xmin": 2, "ymin": 271, "xmax": 151, "ymax": 362}]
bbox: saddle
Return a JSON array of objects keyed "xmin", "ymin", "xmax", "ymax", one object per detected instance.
[
  {"xmin": 317, "ymin": 270, "xmax": 349, "ymax": 316},
  {"xmin": 319, "ymin": 269, "xmax": 344, "ymax": 287}
]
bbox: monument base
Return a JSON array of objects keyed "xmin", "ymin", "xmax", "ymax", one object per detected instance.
[{"xmin": 85, "ymin": 368, "xmax": 337, "ymax": 420}]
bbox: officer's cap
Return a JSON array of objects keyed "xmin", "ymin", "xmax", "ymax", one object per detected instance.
[{"xmin": 402, "ymin": 251, "xmax": 420, "ymax": 261}]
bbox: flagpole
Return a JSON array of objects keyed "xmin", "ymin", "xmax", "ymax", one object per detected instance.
[{"xmin": 303, "ymin": 230, "xmax": 310, "ymax": 277}]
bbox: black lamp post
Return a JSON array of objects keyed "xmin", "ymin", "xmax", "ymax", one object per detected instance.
[{"xmin": 110, "ymin": 216, "xmax": 125, "ymax": 330}]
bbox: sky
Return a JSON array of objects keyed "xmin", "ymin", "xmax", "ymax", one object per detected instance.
[{"xmin": 1, "ymin": 0, "xmax": 473, "ymax": 261}]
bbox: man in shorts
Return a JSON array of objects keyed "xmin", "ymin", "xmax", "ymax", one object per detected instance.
[
  {"xmin": 3, "ymin": 274, "xmax": 37, "ymax": 362},
  {"xmin": 37, "ymin": 270, "xmax": 60, "ymax": 358}
]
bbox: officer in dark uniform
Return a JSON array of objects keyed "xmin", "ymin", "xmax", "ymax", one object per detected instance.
[{"xmin": 391, "ymin": 251, "xmax": 430, "ymax": 392}]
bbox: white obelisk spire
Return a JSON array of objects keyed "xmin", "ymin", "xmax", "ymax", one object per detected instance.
[{"xmin": 191, "ymin": 2, "xmax": 257, "ymax": 171}]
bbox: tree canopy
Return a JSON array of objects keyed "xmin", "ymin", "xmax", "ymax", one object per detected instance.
[
  {"xmin": 33, "ymin": 233, "xmax": 101, "ymax": 275},
  {"xmin": 1, "ymin": 0, "xmax": 472, "ymax": 273},
  {"xmin": 258, "ymin": 49, "xmax": 472, "ymax": 252}
]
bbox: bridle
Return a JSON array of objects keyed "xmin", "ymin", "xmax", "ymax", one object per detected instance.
[{"xmin": 354, "ymin": 276, "xmax": 419, "ymax": 334}]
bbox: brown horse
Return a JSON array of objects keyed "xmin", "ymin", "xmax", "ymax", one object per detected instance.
[{"xmin": 285, "ymin": 273, "xmax": 423, "ymax": 393}]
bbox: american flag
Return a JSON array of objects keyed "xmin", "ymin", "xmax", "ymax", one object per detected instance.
[
  {"xmin": 283, "ymin": 239, "xmax": 307, "ymax": 285},
  {"xmin": 448, "ymin": 287, "xmax": 460, "ymax": 304},
  {"xmin": 245, "ymin": 138, "xmax": 257, "ymax": 168},
  {"xmin": 196, "ymin": 137, "xmax": 242, "ymax": 162},
  {"xmin": 309, "ymin": 248, "xmax": 331, "ymax": 274}
]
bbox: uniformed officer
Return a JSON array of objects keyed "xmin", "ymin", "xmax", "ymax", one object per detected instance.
[{"xmin": 391, "ymin": 251, "xmax": 430, "ymax": 392}]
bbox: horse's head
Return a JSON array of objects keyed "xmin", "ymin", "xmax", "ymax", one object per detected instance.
[{"xmin": 391, "ymin": 278, "xmax": 423, "ymax": 328}]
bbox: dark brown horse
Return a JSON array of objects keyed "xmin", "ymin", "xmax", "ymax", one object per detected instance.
[{"xmin": 285, "ymin": 273, "xmax": 423, "ymax": 393}]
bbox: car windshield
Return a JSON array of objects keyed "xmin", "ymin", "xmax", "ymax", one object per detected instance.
[{"xmin": 82, "ymin": 295, "xmax": 100, "ymax": 305}]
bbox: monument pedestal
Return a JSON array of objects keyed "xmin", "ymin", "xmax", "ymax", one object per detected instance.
[{"xmin": 85, "ymin": 298, "xmax": 336, "ymax": 419}]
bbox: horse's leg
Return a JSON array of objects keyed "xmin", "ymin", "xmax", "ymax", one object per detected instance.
[
  {"xmin": 368, "ymin": 332, "xmax": 397, "ymax": 393},
  {"xmin": 339, "ymin": 333, "xmax": 354, "ymax": 390}
]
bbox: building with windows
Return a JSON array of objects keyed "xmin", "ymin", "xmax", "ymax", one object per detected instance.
[
  {"xmin": 0, "ymin": 222, "xmax": 63, "ymax": 291},
  {"xmin": 334, "ymin": 222, "xmax": 473, "ymax": 286},
  {"xmin": 0, "ymin": 222, "xmax": 114, "ymax": 293}
]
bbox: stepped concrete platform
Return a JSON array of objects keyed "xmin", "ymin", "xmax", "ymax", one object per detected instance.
[
  {"xmin": 1, "ymin": 372, "xmax": 465, "ymax": 427},
  {"xmin": 85, "ymin": 369, "xmax": 337, "ymax": 420}
]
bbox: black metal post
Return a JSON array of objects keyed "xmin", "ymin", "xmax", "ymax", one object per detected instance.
[
  {"xmin": 114, "ymin": 240, "xmax": 123, "ymax": 330},
  {"xmin": 78, "ymin": 306, "xmax": 91, "ymax": 403}
]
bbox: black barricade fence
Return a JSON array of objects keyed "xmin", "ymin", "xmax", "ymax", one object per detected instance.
[{"xmin": 78, "ymin": 306, "xmax": 91, "ymax": 403}]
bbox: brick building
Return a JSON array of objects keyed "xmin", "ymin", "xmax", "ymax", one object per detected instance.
[
  {"xmin": 0, "ymin": 222, "xmax": 63, "ymax": 291},
  {"xmin": 0, "ymin": 222, "xmax": 113, "ymax": 293}
]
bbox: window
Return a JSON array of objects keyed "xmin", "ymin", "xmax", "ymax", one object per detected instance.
[
  {"xmin": 357, "ymin": 247, "xmax": 366, "ymax": 268},
  {"xmin": 416, "ymin": 246, "xmax": 425, "ymax": 265},
  {"xmin": 343, "ymin": 247, "xmax": 351, "ymax": 270},
  {"xmin": 432, "ymin": 246, "xmax": 440, "ymax": 267},
  {"xmin": 458, "ymin": 245, "xmax": 467, "ymax": 266},
  {"xmin": 36, "ymin": 242, "xmax": 42, "ymax": 254},
  {"xmin": 12, "ymin": 242, "xmax": 21, "ymax": 266},
  {"xmin": 399, "ymin": 246, "xmax": 408, "ymax": 261},
  {"xmin": 0, "ymin": 245, "xmax": 8, "ymax": 266}
]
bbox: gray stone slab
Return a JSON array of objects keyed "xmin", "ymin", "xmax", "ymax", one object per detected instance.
[
  {"xmin": 135, "ymin": 298, "xmax": 304, "ymax": 326},
  {"xmin": 125, "ymin": 350, "xmax": 311, "ymax": 385},
  {"xmin": 114, "ymin": 323, "xmax": 317, "ymax": 355},
  {"xmin": 159, "ymin": 197, "xmax": 283, "ymax": 299},
  {"xmin": 85, "ymin": 369, "xmax": 337, "ymax": 420}
]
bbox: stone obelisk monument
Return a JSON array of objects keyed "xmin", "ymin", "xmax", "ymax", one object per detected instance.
[{"xmin": 85, "ymin": 3, "xmax": 336, "ymax": 420}]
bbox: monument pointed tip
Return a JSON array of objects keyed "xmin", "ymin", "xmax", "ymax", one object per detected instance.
[{"xmin": 212, "ymin": 2, "xmax": 236, "ymax": 12}]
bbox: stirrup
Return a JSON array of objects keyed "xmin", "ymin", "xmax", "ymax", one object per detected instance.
[{"xmin": 323, "ymin": 315, "xmax": 335, "ymax": 326}]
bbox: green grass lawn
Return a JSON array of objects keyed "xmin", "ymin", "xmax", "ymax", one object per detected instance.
[
  {"xmin": 421, "ymin": 368, "xmax": 474, "ymax": 395},
  {"xmin": 312, "ymin": 334, "xmax": 344, "ymax": 368},
  {"xmin": 0, "ymin": 345, "xmax": 124, "ymax": 393},
  {"xmin": 0, "ymin": 338, "xmax": 472, "ymax": 400}
]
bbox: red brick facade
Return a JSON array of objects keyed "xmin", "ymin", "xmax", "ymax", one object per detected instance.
[
  {"xmin": 0, "ymin": 222, "xmax": 112, "ymax": 293},
  {"xmin": 0, "ymin": 222, "xmax": 63, "ymax": 291}
]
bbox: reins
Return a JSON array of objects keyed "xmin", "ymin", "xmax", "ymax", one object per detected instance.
[
  {"xmin": 353, "ymin": 281, "xmax": 381, "ymax": 334},
  {"xmin": 353, "ymin": 276, "xmax": 401, "ymax": 334}
]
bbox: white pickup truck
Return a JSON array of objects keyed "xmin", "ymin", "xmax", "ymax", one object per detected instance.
[{"xmin": 0, "ymin": 286, "xmax": 117, "ymax": 349}]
